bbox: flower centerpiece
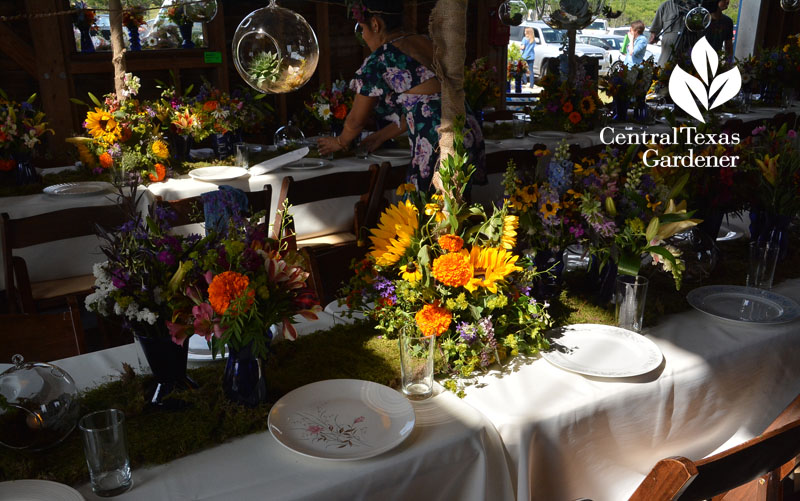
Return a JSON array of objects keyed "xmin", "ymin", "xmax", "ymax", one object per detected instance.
[
  {"xmin": 85, "ymin": 205, "xmax": 200, "ymax": 406},
  {"xmin": 163, "ymin": 4, "xmax": 194, "ymax": 48},
  {"xmin": 0, "ymin": 90, "xmax": 53, "ymax": 185},
  {"xmin": 535, "ymin": 65, "xmax": 602, "ymax": 132},
  {"xmin": 304, "ymin": 79, "xmax": 354, "ymax": 135},
  {"xmin": 122, "ymin": 6, "xmax": 146, "ymax": 51},
  {"xmin": 72, "ymin": 1, "xmax": 97, "ymax": 52},
  {"xmin": 464, "ymin": 58, "xmax": 501, "ymax": 115},
  {"xmin": 192, "ymin": 81, "xmax": 248, "ymax": 158},
  {"xmin": 166, "ymin": 209, "xmax": 322, "ymax": 406},
  {"xmin": 507, "ymin": 59, "xmax": 528, "ymax": 93},
  {"xmin": 71, "ymin": 73, "xmax": 172, "ymax": 183},
  {"xmin": 341, "ymin": 123, "xmax": 553, "ymax": 394}
]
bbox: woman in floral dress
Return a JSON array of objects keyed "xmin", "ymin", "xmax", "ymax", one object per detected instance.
[{"xmin": 318, "ymin": 0, "xmax": 485, "ymax": 192}]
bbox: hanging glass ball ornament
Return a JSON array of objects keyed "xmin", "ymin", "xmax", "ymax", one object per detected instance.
[
  {"xmin": 534, "ymin": 0, "xmax": 605, "ymax": 30},
  {"xmin": 781, "ymin": 0, "xmax": 800, "ymax": 12},
  {"xmin": 685, "ymin": 6, "xmax": 711, "ymax": 32},
  {"xmin": 0, "ymin": 355, "xmax": 80, "ymax": 451},
  {"xmin": 498, "ymin": 0, "xmax": 527, "ymax": 26},
  {"xmin": 232, "ymin": 0, "xmax": 319, "ymax": 94},
  {"xmin": 273, "ymin": 121, "xmax": 305, "ymax": 150},
  {"xmin": 185, "ymin": 0, "xmax": 218, "ymax": 23},
  {"xmin": 601, "ymin": 0, "xmax": 627, "ymax": 19}
]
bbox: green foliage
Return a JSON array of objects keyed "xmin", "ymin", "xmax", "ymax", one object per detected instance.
[{"xmin": 248, "ymin": 52, "xmax": 283, "ymax": 89}]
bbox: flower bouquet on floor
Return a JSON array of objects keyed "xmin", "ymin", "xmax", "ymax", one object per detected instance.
[
  {"xmin": 166, "ymin": 209, "xmax": 322, "ymax": 406},
  {"xmin": 304, "ymin": 79, "xmax": 354, "ymax": 135},
  {"xmin": 85, "ymin": 205, "xmax": 200, "ymax": 407},
  {"xmin": 340, "ymin": 122, "xmax": 553, "ymax": 394}
]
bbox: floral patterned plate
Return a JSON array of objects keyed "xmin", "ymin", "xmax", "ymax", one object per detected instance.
[
  {"xmin": 43, "ymin": 182, "xmax": 113, "ymax": 197},
  {"xmin": 269, "ymin": 379, "xmax": 415, "ymax": 461}
]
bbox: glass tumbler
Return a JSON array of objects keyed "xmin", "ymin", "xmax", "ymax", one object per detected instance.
[
  {"xmin": 512, "ymin": 113, "xmax": 527, "ymax": 139},
  {"xmin": 399, "ymin": 327, "xmax": 436, "ymax": 400},
  {"xmin": 79, "ymin": 409, "xmax": 132, "ymax": 497},
  {"xmin": 615, "ymin": 275, "xmax": 649, "ymax": 332},
  {"xmin": 235, "ymin": 142, "xmax": 250, "ymax": 169}
]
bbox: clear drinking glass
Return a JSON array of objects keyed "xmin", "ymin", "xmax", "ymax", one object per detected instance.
[
  {"xmin": 235, "ymin": 142, "xmax": 250, "ymax": 169},
  {"xmin": 747, "ymin": 240, "xmax": 779, "ymax": 289},
  {"xmin": 399, "ymin": 327, "xmax": 436, "ymax": 400},
  {"xmin": 615, "ymin": 275, "xmax": 649, "ymax": 333},
  {"xmin": 79, "ymin": 409, "xmax": 132, "ymax": 497},
  {"xmin": 512, "ymin": 113, "xmax": 526, "ymax": 138}
]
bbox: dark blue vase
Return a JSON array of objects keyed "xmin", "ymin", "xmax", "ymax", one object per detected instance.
[
  {"xmin": 587, "ymin": 257, "xmax": 618, "ymax": 305},
  {"xmin": 223, "ymin": 343, "xmax": 268, "ymax": 407},
  {"xmin": 515, "ymin": 77, "xmax": 523, "ymax": 94},
  {"xmin": 178, "ymin": 23, "xmax": 194, "ymax": 49},
  {"xmin": 211, "ymin": 132, "xmax": 235, "ymax": 159},
  {"xmin": 14, "ymin": 153, "xmax": 38, "ymax": 186},
  {"xmin": 613, "ymin": 95, "xmax": 629, "ymax": 121},
  {"xmin": 79, "ymin": 27, "xmax": 95, "ymax": 53},
  {"xmin": 170, "ymin": 134, "xmax": 193, "ymax": 163},
  {"xmin": 532, "ymin": 249, "xmax": 565, "ymax": 299},
  {"xmin": 127, "ymin": 26, "xmax": 141, "ymax": 51},
  {"xmin": 507, "ymin": 80, "xmax": 511, "ymax": 93},
  {"xmin": 749, "ymin": 211, "xmax": 791, "ymax": 260},
  {"xmin": 135, "ymin": 334, "xmax": 197, "ymax": 408}
]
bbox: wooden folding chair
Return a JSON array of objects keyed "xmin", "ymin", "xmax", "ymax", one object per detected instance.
[
  {"xmin": 630, "ymin": 394, "xmax": 800, "ymax": 501},
  {"xmin": 151, "ymin": 184, "xmax": 273, "ymax": 229},
  {"xmin": 0, "ymin": 296, "xmax": 86, "ymax": 362},
  {"xmin": 1, "ymin": 204, "xmax": 129, "ymax": 314}
]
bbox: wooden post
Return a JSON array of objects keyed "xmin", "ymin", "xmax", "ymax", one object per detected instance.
[
  {"xmin": 26, "ymin": 0, "xmax": 75, "ymax": 163},
  {"xmin": 206, "ymin": 1, "xmax": 229, "ymax": 92},
  {"xmin": 108, "ymin": 0, "xmax": 126, "ymax": 97},
  {"xmin": 315, "ymin": 2, "xmax": 331, "ymax": 89}
]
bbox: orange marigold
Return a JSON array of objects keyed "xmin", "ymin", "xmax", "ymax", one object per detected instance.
[
  {"xmin": 415, "ymin": 302, "xmax": 452, "ymax": 336},
  {"xmin": 431, "ymin": 251, "xmax": 472, "ymax": 287},
  {"xmin": 208, "ymin": 271, "xmax": 254, "ymax": 316},
  {"xmin": 568, "ymin": 111, "xmax": 582, "ymax": 124},
  {"xmin": 438, "ymin": 234, "xmax": 464, "ymax": 252},
  {"xmin": 562, "ymin": 101, "xmax": 574, "ymax": 114},
  {"xmin": 99, "ymin": 152, "xmax": 113, "ymax": 169},
  {"xmin": 203, "ymin": 100, "xmax": 219, "ymax": 112},
  {"xmin": 149, "ymin": 163, "xmax": 166, "ymax": 182},
  {"xmin": 333, "ymin": 104, "xmax": 348, "ymax": 120}
]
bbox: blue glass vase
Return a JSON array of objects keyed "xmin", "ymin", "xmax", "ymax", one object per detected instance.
[
  {"xmin": 749, "ymin": 211, "xmax": 791, "ymax": 260},
  {"xmin": 612, "ymin": 95, "xmax": 629, "ymax": 121},
  {"xmin": 135, "ymin": 334, "xmax": 197, "ymax": 409},
  {"xmin": 223, "ymin": 342, "xmax": 268, "ymax": 407},
  {"xmin": 79, "ymin": 27, "xmax": 95, "ymax": 53},
  {"xmin": 211, "ymin": 132, "xmax": 234, "ymax": 159},
  {"xmin": 14, "ymin": 153, "xmax": 38, "ymax": 186},
  {"xmin": 532, "ymin": 249, "xmax": 565, "ymax": 299},
  {"xmin": 515, "ymin": 77, "xmax": 522, "ymax": 94},
  {"xmin": 178, "ymin": 23, "xmax": 195, "ymax": 49},
  {"xmin": 127, "ymin": 26, "xmax": 141, "ymax": 51}
]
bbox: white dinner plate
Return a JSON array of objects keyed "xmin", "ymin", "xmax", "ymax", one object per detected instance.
[
  {"xmin": 716, "ymin": 224, "xmax": 743, "ymax": 242},
  {"xmin": 188, "ymin": 166, "xmax": 249, "ymax": 182},
  {"xmin": 0, "ymin": 479, "xmax": 84, "ymax": 500},
  {"xmin": 284, "ymin": 159, "xmax": 330, "ymax": 170},
  {"xmin": 43, "ymin": 182, "xmax": 112, "ymax": 197},
  {"xmin": 269, "ymin": 379, "xmax": 415, "ymax": 461},
  {"xmin": 686, "ymin": 285, "xmax": 800, "ymax": 324},
  {"xmin": 542, "ymin": 324, "xmax": 663, "ymax": 378},
  {"xmin": 370, "ymin": 149, "xmax": 412, "ymax": 162},
  {"xmin": 528, "ymin": 131, "xmax": 570, "ymax": 139}
]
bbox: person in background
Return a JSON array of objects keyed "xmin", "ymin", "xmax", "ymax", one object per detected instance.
[
  {"xmin": 521, "ymin": 27, "xmax": 536, "ymax": 88},
  {"xmin": 650, "ymin": 0, "xmax": 704, "ymax": 68},
  {"xmin": 317, "ymin": 0, "xmax": 485, "ymax": 192},
  {"xmin": 625, "ymin": 21, "xmax": 648, "ymax": 67},
  {"xmin": 706, "ymin": 0, "xmax": 734, "ymax": 61}
]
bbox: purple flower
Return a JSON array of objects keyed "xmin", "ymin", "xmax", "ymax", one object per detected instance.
[
  {"xmin": 456, "ymin": 322, "xmax": 479, "ymax": 344},
  {"xmin": 752, "ymin": 125, "xmax": 767, "ymax": 136},
  {"xmin": 789, "ymin": 130, "xmax": 797, "ymax": 139},
  {"xmin": 157, "ymin": 250, "xmax": 175, "ymax": 266},
  {"xmin": 569, "ymin": 225, "xmax": 585, "ymax": 238},
  {"xmin": 519, "ymin": 285, "xmax": 532, "ymax": 296},
  {"xmin": 373, "ymin": 276, "xmax": 397, "ymax": 303}
]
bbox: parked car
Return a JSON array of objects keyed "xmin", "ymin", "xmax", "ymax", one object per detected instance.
[
  {"xmin": 580, "ymin": 19, "xmax": 608, "ymax": 36},
  {"xmin": 577, "ymin": 34, "xmax": 655, "ymax": 66},
  {"xmin": 508, "ymin": 21, "xmax": 609, "ymax": 78}
]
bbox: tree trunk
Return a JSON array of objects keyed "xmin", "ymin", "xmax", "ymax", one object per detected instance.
[{"xmin": 108, "ymin": 0, "xmax": 126, "ymax": 98}]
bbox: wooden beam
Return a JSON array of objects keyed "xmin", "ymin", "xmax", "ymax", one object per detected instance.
[
  {"xmin": 26, "ymin": 0, "xmax": 75, "ymax": 162},
  {"xmin": 0, "ymin": 22, "xmax": 36, "ymax": 77},
  {"xmin": 475, "ymin": 0, "xmax": 488, "ymax": 59},
  {"xmin": 315, "ymin": 2, "xmax": 331, "ymax": 88},
  {"xmin": 108, "ymin": 0, "xmax": 126, "ymax": 97},
  {"xmin": 205, "ymin": 2, "xmax": 229, "ymax": 93},
  {"xmin": 69, "ymin": 51, "xmax": 224, "ymax": 74}
]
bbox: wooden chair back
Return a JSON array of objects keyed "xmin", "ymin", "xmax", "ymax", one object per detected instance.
[
  {"xmin": 273, "ymin": 164, "xmax": 387, "ymax": 249},
  {"xmin": 485, "ymin": 147, "xmax": 542, "ymax": 176},
  {"xmin": 630, "ymin": 394, "xmax": 800, "ymax": 501},
  {"xmin": 152, "ymin": 184, "xmax": 272, "ymax": 228},
  {"xmin": 1, "ymin": 204, "xmax": 128, "ymax": 313},
  {"xmin": 0, "ymin": 296, "xmax": 86, "ymax": 362}
]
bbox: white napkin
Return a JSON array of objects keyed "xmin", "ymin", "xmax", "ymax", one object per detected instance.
[{"xmin": 248, "ymin": 147, "xmax": 309, "ymax": 176}]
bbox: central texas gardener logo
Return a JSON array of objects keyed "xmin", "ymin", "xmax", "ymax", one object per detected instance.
[{"xmin": 668, "ymin": 36, "xmax": 742, "ymax": 123}]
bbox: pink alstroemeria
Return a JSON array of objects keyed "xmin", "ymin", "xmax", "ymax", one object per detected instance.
[
  {"xmin": 166, "ymin": 321, "xmax": 191, "ymax": 346},
  {"xmin": 192, "ymin": 303, "xmax": 217, "ymax": 341}
]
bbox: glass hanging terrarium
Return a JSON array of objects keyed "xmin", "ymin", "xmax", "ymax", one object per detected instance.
[
  {"xmin": 185, "ymin": 0, "xmax": 218, "ymax": 23},
  {"xmin": 273, "ymin": 121, "xmax": 305, "ymax": 150},
  {"xmin": 498, "ymin": 0, "xmax": 527, "ymax": 26},
  {"xmin": 535, "ymin": 0, "xmax": 606, "ymax": 30},
  {"xmin": 232, "ymin": 0, "xmax": 319, "ymax": 94}
]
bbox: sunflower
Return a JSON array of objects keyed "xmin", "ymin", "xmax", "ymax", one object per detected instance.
[
  {"xmin": 400, "ymin": 262, "xmax": 422, "ymax": 282},
  {"xmin": 438, "ymin": 234, "xmax": 464, "ymax": 252},
  {"xmin": 579, "ymin": 96, "xmax": 596, "ymax": 115},
  {"xmin": 520, "ymin": 184, "xmax": 538, "ymax": 205},
  {"xmin": 369, "ymin": 200, "xmax": 418, "ymax": 267},
  {"xmin": 501, "ymin": 215, "xmax": 518, "ymax": 250},
  {"xmin": 208, "ymin": 271, "xmax": 254, "ymax": 316},
  {"xmin": 151, "ymin": 139, "xmax": 169, "ymax": 159},
  {"xmin": 415, "ymin": 301, "xmax": 452, "ymax": 336},
  {"xmin": 540, "ymin": 200, "xmax": 560, "ymax": 219},
  {"xmin": 85, "ymin": 107, "xmax": 121, "ymax": 144},
  {"xmin": 396, "ymin": 183, "xmax": 416, "ymax": 196},
  {"xmin": 432, "ymin": 251, "xmax": 473, "ymax": 287},
  {"xmin": 464, "ymin": 247, "xmax": 522, "ymax": 293}
]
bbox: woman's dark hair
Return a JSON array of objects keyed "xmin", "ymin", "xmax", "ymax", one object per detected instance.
[{"xmin": 363, "ymin": 0, "xmax": 404, "ymax": 31}]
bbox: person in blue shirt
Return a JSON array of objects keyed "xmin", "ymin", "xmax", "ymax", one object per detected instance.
[
  {"xmin": 625, "ymin": 20, "xmax": 647, "ymax": 68},
  {"xmin": 521, "ymin": 27, "xmax": 536, "ymax": 87}
]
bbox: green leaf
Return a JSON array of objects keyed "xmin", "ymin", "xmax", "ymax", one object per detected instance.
[
  {"xmin": 69, "ymin": 98, "xmax": 88, "ymax": 107},
  {"xmin": 617, "ymin": 253, "xmax": 641, "ymax": 276},
  {"xmin": 87, "ymin": 92, "xmax": 102, "ymax": 107},
  {"xmin": 645, "ymin": 216, "xmax": 659, "ymax": 243},
  {"xmin": 645, "ymin": 245, "xmax": 678, "ymax": 268}
]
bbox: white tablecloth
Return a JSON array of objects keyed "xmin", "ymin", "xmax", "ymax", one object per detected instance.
[{"xmin": 462, "ymin": 278, "xmax": 800, "ymax": 501}]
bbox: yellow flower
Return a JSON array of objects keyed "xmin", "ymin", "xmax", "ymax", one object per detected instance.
[
  {"xmin": 756, "ymin": 154, "xmax": 779, "ymax": 186},
  {"xmin": 396, "ymin": 183, "xmax": 416, "ymax": 196},
  {"xmin": 151, "ymin": 139, "xmax": 169, "ymax": 159},
  {"xmin": 654, "ymin": 200, "xmax": 702, "ymax": 241},
  {"xmin": 579, "ymin": 96, "xmax": 596, "ymax": 115},
  {"xmin": 501, "ymin": 215, "xmax": 518, "ymax": 250},
  {"xmin": 424, "ymin": 194, "xmax": 446, "ymax": 222},
  {"xmin": 432, "ymin": 251, "xmax": 473, "ymax": 287},
  {"xmin": 369, "ymin": 200, "xmax": 418, "ymax": 267},
  {"xmin": 646, "ymin": 194, "xmax": 662, "ymax": 210},
  {"xmin": 465, "ymin": 246, "xmax": 522, "ymax": 293},
  {"xmin": 85, "ymin": 107, "xmax": 121, "ymax": 144},
  {"xmin": 519, "ymin": 184, "xmax": 538, "ymax": 205},
  {"xmin": 400, "ymin": 262, "xmax": 422, "ymax": 282},
  {"xmin": 540, "ymin": 200, "xmax": 560, "ymax": 219},
  {"xmin": 65, "ymin": 136, "xmax": 96, "ymax": 167}
]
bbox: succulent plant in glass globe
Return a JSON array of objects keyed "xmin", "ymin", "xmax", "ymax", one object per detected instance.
[
  {"xmin": 535, "ymin": 0, "xmax": 605, "ymax": 30},
  {"xmin": 232, "ymin": 0, "xmax": 319, "ymax": 94},
  {"xmin": 185, "ymin": 0, "xmax": 217, "ymax": 23},
  {"xmin": 498, "ymin": 0, "xmax": 527, "ymax": 26},
  {"xmin": 685, "ymin": 5, "xmax": 711, "ymax": 32},
  {"xmin": 0, "ymin": 355, "xmax": 80, "ymax": 451}
]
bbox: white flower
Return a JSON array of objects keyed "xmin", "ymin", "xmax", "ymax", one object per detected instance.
[
  {"xmin": 317, "ymin": 104, "xmax": 331, "ymax": 120},
  {"xmin": 154, "ymin": 287, "xmax": 164, "ymax": 305},
  {"xmin": 136, "ymin": 308, "xmax": 158, "ymax": 325}
]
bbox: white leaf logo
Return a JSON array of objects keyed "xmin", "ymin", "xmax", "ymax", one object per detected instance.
[{"xmin": 668, "ymin": 36, "xmax": 742, "ymax": 123}]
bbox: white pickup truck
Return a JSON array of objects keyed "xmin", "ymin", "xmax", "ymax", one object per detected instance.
[{"xmin": 509, "ymin": 21, "xmax": 610, "ymax": 78}]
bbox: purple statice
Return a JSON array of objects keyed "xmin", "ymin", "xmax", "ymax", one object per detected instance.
[
  {"xmin": 478, "ymin": 316, "xmax": 495, "ymax": 339},
  {"xmin": 593, "ymin": 220, "xmax": 617, "ymax": 238},
  {"xmin": 111, "ymin": 269, "xmax": 130, "ymax": 289},
  {"xmin": 157, "ymin": 250, "xmax": 176, "ymax": 267},
  {"xmin": 373, "ymin": 276, "xmax": 397, "ymax": 303},
  {"xmin": 569, "ymin": 225, "xmax": 585, "ymax": 239},
  {"xmin": 456, "ymin": 322, "xmax": 479, "ymax": 344}
]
